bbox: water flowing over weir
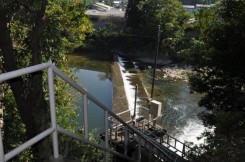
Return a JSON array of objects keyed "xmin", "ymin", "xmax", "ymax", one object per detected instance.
[
  {"xmin": 117, "ymin": 55, "xmax": 208, "ymax": 146},
  {"xmin": 118, "ymin": 56, "xmax": 146, "ymax": 118}
]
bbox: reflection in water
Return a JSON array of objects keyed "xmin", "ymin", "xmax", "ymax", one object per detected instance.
[{"xmin": 68, "ymin": 54, "xmax": 112, "ymax": 134}]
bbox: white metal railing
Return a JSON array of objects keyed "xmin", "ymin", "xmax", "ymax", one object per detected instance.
[{"xmin": 0, "ymin": 62, "xmax": 176, "ymax": 162}]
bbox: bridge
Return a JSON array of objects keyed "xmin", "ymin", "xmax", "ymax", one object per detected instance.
[{"xmin": 0, "ymin": 62, "xmax": 196, "ymax": 162}]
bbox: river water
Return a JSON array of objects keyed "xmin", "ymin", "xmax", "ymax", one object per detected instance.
[
  {"xmin": 141, "ymin": 74, "xmax": 206, "ymax": 145},
  {"xmin": 68, "ymin": 53, "xmax": 207, "ymax": 145},
  {"xmin": 68, "ymin": 53, "xmax": 112, "ymax": 133}
]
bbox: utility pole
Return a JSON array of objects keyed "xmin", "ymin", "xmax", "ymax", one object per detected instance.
[{"xmin": 150, "ymin": 25, "xmax": 161, "ymax": 99}]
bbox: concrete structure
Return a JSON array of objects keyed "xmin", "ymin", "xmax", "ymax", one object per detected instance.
[
  {"xmin": 183, "ymin": 5, "xmax": 196, "ymax": 13},
  {"xmin": 85, "ymin": 8, "xmax": 125, "ymax": 19},
  {"xmin": 196, "ymin": 4, "xmax": 214, "ymax": 9},
  {"xmin": 91, "ymin": 2, "xmax": 113, "ymax": 11},
  {"xmin": 183, "ymin": 4, "xmax": 215, "ymax": 13}
]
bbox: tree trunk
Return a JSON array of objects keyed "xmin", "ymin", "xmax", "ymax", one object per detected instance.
[{"xmin": 0, "ymin": 2, "xmax": 51, "ymax": 161}]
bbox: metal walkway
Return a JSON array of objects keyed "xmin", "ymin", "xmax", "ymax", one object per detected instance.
[
  {"xmin": 0, "ymin": 62, "xmax": 192, "ymax": 162},
  {"xmin": 101, "ymin": 116, "xmax": 191, "ymax": 162}
]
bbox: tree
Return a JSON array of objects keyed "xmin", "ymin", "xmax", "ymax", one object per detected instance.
[
  {"xmin": 0, "ymin": 0, "xmax": 93, "ymax": 161},
  {"xmin": 186, "ymin": 0, "xmax": 245, "ymax": 161},
  {"xmin": 126, "ymin": 0, "xmax": 189, "ymax": 56}
]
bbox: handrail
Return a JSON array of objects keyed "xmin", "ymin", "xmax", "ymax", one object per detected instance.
[
  {"xmin": 5, "ymin": 128, "xmax": 55, "ymax": 161},
  {"xmin": 0, "ymin": 62, "xmax": 179, "ymax": 162},
  {"xmin": 53, "ymin": 65, "xmax": 175, "ymax": 160},
  {"xmin": 0, "ymin": 62, "xmax": 52, "ymax": 82}
]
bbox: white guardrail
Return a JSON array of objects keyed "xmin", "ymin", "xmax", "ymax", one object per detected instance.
[{"xmin": 0, "ymin": 62, "xmax": 175, "ymax": 162}]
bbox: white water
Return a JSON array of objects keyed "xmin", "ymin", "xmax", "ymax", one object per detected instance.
[
  {"xmin": 118, "ymin": 56, "xmax": 208, "ymax": 147},
  {"xmin": 118, "ymin": 56, "xmax": 141, "ymax": 118},
  {"xmin": 176, "ymin": 119, "xmax": 206, "ymax": 145}
]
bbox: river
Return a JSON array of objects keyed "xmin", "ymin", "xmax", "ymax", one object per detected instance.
[
  {"xmin": 68, "ymin": 53, "xmax": 207, "ymax": 145},
  {"xmin": 141, "ymin": 74, "xmax": 206, "ymax": 145},
  {"xmin": 68, "ymin": 53, "xmax": 112, "ymax": 133}
]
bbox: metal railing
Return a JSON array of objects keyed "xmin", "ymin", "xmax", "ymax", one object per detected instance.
[
  {"xmin": 0, "ymin": 62, "xmax": 177, "ymax": 162},
  {"xmin": 118, "ymin": 106, "xmax": 194, "ymax": 158}
]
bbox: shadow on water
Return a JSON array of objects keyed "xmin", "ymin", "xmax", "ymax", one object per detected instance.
[{"xmin": 68, "ymin": 52, "xmax": 112, "ymax": 74}]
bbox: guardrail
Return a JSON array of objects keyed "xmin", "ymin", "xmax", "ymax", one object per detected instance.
[
  {"xmin": 118, "ymin": 106, "xmax": 194, "ymax": 158},
  {"xmin": 0, "ymin": 62, "xmax": 177, "ymax": 162}
]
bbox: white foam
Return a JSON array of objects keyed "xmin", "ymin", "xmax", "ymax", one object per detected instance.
[{"xmin": 176, "ymin": 119, "xmax": 206, "ymax": 146}]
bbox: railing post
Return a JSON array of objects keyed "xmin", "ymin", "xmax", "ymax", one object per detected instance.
[
  {"xmin": 0, "ymin": 131, "xmax": 5, "ymax": 162},
  {"xmin": 167, "ymin": 135, "xmax": 170, "ymax": 145},
  {"xmin": 83, "ymin": 94, "xmax": 88, "ymax": 139},
  {"xmin": 174, "ymin": 139, "xmax": 177, "ymax": 148},
  {"xmin": 137, "ymin": 137, "xmax": 141, "ymax": 162},
  {"xmin": 124, "ymin": 127, "xmax": 128, "ymax": 156},
  {"xmin": 182, "ymin": 143, "xmax": 186, "ymax": 157},
  {"xmin": 148, "ymin": 143, "xmax": 152, "ymax": 162},
  {"xmin": 109, "ymin": 126, "xmax": 112, "ymax": 144},
  {"xmin": 115, "ymin": 123, "xmax": 118, "ymax": 140},
  {"xmin": 48, "ymin": 66, "xmax": 59, "ymax": 159},
  {"xmin": 104, "ymin": 110, "xmax": 109, "ymax": 161}
]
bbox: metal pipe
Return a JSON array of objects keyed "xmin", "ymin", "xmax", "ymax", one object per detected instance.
[
  {"xmin": 124, "ymin": 127, "xmax": 128, "ymax": 156},
  {"xmin": 83, "ymin": 94, "xmax": 88, "ymax": 139},
  {"xmin": 104, "ymin": 110, "xmax": 109, "ymax": 161},
  {"xmin": 150, "ymin": 25, "xmax": 161, "ymax": 99},
  {"xmin": 116, "ymin": 109, "xmax": 130, "ymax": 116},
  {"xmin": 5, "ymin": 128, "xmax": 54, "ymax": 161},
  {"xmin": 0, "ymin": 62, "xmax": 52, "ymax": 82},
  {"xmin": 0, "ymin": 131, "xmax": 4, "ymax": 162},
  {"xmin": 132, "ymin": 84, "xmax": 138, "ymax": 120},
  {"xmin": 48, "ymin": 66, "xmax": 59, "ymax": 159},
  {"xmin": 137, "ymin": 137, "xmax": 141, "ymax": 162},
  {"xmin": 182, "ymin": 144, "xmax": 185, "ymax": 157},
  {"xmin": 148, "ymin": 143, "xmax": 152, "ymax": 162},
  {"xmin": 115, "ymin": 123, "xmax": 118, "ymax": 140}
]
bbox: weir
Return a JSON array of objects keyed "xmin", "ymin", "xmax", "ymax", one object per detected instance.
[{"xmin": 110, "ymin": 54, "xmax": 193, "ymax": 161}]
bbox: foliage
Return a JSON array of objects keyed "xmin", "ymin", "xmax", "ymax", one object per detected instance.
[
  {"xmin": 126, "ymin": 0, "xmax": 190, "ymax": 37},
  {"xmin": 2, "ymin": 88, "xmax": 34, "ymax": 161},
  {"xmin": 193, "ymin": 7, "xmax": 216, "ymax": 38},
  {"xmin": 126, "ymin": 0, "xmax": 190, "ymax": 56},
  {"xmin": 104, "ymin": 0, "xmax": 114, "ymax": 6},
  {"xmin": 46, "ymin": 0, "xmax": 94, "ymax": 53},
  {"xmin": 0, "ymin": 0, "xmax": 95, "ymax": 161},
  {"xmin": 185, "ymin": 0, "xmax": 245, "ymax": 161},
  {"xmin": 177, "ymin": 39, "xmax": 210, "ymax": 65},
  {"xmin": 59, "ymin": 130, "xmax": 104, "ymax": 162}
]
